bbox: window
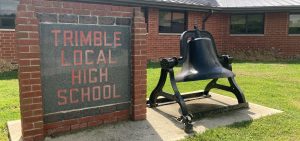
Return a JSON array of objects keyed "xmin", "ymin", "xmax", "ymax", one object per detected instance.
[
  {"xmin": 0, "ymin": 15, "xmax": 16, "ymax": 29},
  {"xmin": 159, "ymin": 10, "xmax": 186, "ymax": 33},
  {"xmin": 289, "ymin": 14, "xmax": 300, "ymax": 34},
  {"xmin": 141, "ymin": 7, "xmax": 148, "ymax": 32},
  {"xmin": 0, "ymin": 0, "xmax": 19, "ymax": 29},
  {"xmin": 230, "ymin": 14, "xmax": 264, "ymax": 34}
]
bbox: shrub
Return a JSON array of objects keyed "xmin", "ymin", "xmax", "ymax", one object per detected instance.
[{"xmin": 0, "ymin": 59, "xmax": 18, "ymax": 72}]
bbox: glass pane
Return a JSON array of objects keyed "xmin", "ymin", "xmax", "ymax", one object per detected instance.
[
  {"xmin": 159, "ymin": 11, "xmax": 172, "ymax": 33},
  {"xmin": 289, "ymin": 14, "xmax": 300, "ymax": 27},
  {"xmin": 0, "ymin": 0, "xmax": 18, "ymax": 29},
  {"xmin": 230, "ymin": 15, "xmax": 246, "ymax": 34},
  {"xmin": 1, "ymin": 18, "xmax": 15, "ymax": 28},
  {"xmin": 141, "ymin": 7, "xmax": 148, "ymax": 32},
  {"xmin": 289, "ymin": 14, "xmax": 300, "ymax": 34},
  {"xmin": 171, "ymin": 12, "xmax": 185, "ymax": 33},
  {"xmin": 247, "ymin": 14, "xmax": 264, "ymax": 34}
]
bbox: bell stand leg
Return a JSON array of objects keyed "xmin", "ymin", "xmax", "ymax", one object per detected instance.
[
  {"xmin": 203, "ymin": 78, "xmax": 218, "ymax": 97},
  {"xmin": 228, "ymin": 77, "xmax": 246, "ymax": 103},
  {"xmin": 149, "ymin": 68, "xmax": 194, "ymax": 133},
  {"xmin": 203, "ymin": 77, "xmax": 247, "ymax": 104},
  {"xmin": 149, "ymin": 69, "xmax": 168, "ymax": 107},
  {"xmin": 168, "ymin": 69, "xmax": 193, "ymax": 133}
]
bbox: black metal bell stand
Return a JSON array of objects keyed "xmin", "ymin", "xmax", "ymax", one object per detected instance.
[{"xmin": 148, "ymin": 27, "xmax": 248, "ymax": 133}]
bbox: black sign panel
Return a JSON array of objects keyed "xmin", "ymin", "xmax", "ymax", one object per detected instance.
[{"xmin": 39, "ymin": 23, "xmax": 131, "ymax": 120}]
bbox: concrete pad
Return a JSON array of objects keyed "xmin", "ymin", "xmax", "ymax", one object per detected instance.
[
  {"xmin": 7, "ymin": 120, "xmax": 22, "ymax": 141},
  {"xmin": 8, "ymin": 93, "xmax": 282, "ymax": 141}
]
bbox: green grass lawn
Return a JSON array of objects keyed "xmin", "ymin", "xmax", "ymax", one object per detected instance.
[
  {"xmin": 1, "ymin": 62, "xmax": 300, "ymax": 141},
  {"xmin": 0, "ymin": 71, "xmax": 20, "ymax": 141},
  {"xmin": 148, "ymin": 62, "xmax": 300, "ymax": 141}
]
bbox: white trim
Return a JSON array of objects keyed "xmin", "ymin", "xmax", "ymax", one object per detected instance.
[
  {"xmin": 288, "ymin": 34, "xmax": 300, "ymax": 36},
  {"xmin": 0, "ymin": 29, "xmax": 15, "ymax": 31},
  {"xmin": 44, "ymin": 101, "xmax": 131, "ymax": 116},
  {"xmin": 159, "ymin": 33, "xmax": 181, "ymax": 36},
  {"xmin": 230, "ymin": 34, "xmax": 264, "ymax": 36}
]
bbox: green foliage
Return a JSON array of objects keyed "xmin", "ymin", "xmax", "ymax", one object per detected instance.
[{"xmin": 0, "ymin": 60, "xmax": 18, "ymax": 73}]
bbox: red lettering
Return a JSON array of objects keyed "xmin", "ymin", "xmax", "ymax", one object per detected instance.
[
  {"xmin": 89, "ymin": 68, "xmax": 97, "ymax": 83},
  {"xmin": 85, "ymin": 50, "xmax": 94, "ymax": 65},
  {"xmin": 51, "ymin": 30, "xmax": 61, "ymax": 47},
  {"xmin": 112, "ymin": 84, "xmax": 120, "ymax": 98},
  {"xmin": 81, "ymin": 87, "xmax": 90, "ymax": 102},
  {"xmin": 72, "ymin": 69, "xmax": 81, "ymax": 85},
  {"xmin": 57, "ymin": 89, "xmax": 67, "ymax": 105},
  {"xmin": 61, "ymin": 50, "xmax": 71, "ymax": 66},
  {"xmin": 99, "ymin": 68, "xmax": 108, "ymax": 82},
  {"xmin": 64, "ymin": 30, "xmax": 73, "ymax": 46},
  {"xmin": 75, "ymin": 31, "xmax": 79, "ymax": 47},
  {"xmin": 80, "ymin": 31, "xmax": 92, "ymax": 46},
  {"xmin": 83, "ymin": 69, "xmax": 87, "ymax": 84},
  {"xmin": 104, "ymin": 32, "xmax": 112, "ymax": 47},
  {"xmin": 109, "ymin": 49, "xmax": 116, "ymax": 64},
  {"xmin": 97, "ymin": 50, "xmax": 106, "ymax": 64},
  {"xmin": 114, "ymin": 32, "xmax": 121, "ymax": 48},
  {"xmin": 94, "ymin": 31, "xmax": 102, "ymax": 46},
  {"xmin": 93, "ymin": 86, "xmax": 101, "ymax": 101},
  {"xmin": 74, "ymin": 50, "xmax": 83, "ymax": 65},
  {"xmin": 103, "ymin": 85, "xmax": 111, "ymax": 99},
  {"xmin": 70, "ymin": 88, "xmax": 79, "ymax": 104}
]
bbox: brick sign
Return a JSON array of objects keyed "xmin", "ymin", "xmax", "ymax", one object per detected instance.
[{"xmin": 39, "ymin": 23, "xmax": 131, "ymax": 123}]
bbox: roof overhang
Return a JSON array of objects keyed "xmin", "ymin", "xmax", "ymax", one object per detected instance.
[
  {"xmin": 65, "ymin": 0, "xmax": 221, "ymax": 12},
  {"xmin": 65, "ymin": 0, "xmax": 300, "ymax": 13},
  {"xmin": 221, "ymin": 6, "xmax": 300, "ymax": 13}
]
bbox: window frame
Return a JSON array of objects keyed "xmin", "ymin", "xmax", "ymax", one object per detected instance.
[
  {"xmin": 288, "ymin": 13, "xmax": 300, "ymax": 35},
  {"xmin": 230, "ymin": 13, "xmax": 265, "ymax": 35},
  {"xmin": 0, "ymin": 0, "xmax": 18, "ymax": 29},
  {"xmin": 158, "ymin": 9, "xmax": 187, "ymax": 34}
]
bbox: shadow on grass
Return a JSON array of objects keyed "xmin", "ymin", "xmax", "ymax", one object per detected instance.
[
  {"xmin": 0, "ymin": 71, "xmax": 18, "ymax": 80},
  {"xmin": 227, "ymin": 120, "xmax": 253, "ymax": 129}
]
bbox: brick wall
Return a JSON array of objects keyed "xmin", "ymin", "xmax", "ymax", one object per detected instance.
[
  {"xmin": 0, "ymin": 30, "xmax": 17, "ymax": 63},
  {"xmin": 146, "ymin": 10, "xmax": 300, "ymax": 61},
  {"xmin": 2, "ymin": 9, "xmax": 300, "ymax": 64},
  {"xmin": 146, "ymin": 9, "xmax": 226, "ymax": 61},
  {"xmin": 146, "ymin": 8, "xmax": 181, "ymax": 61},
  {"xmin": 5, "ymin": 9, "xmax": 300, "ymax": 63},
  {"xmin": 221, "ymin": 12, "xmax": 300, "ymax": 60},
  {"xmin": 16, "ymin": 0, "xmax": 147, "ymax": 141}
]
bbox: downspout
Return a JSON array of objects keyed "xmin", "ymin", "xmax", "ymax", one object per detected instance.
[{"xmin": 202, "ymin": 9, "xmax": 214, "ymax": 30}]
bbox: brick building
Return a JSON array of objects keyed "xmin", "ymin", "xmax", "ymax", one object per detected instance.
[
  {"xmin": 0, "ymin": 0, "xmax": 18, "ymax": 63},
  {"xmin": 1, "ymin": 0, "xmax": 300, "ymax": 63}
]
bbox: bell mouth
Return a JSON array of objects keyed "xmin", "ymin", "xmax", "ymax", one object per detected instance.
[{"xmin": 175, "ymin": 67, "xmax": 235, "ymax": 82}]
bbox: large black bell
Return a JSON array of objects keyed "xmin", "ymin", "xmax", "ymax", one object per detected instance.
[
  {"xmin": 148, "ymin": 27, "xmax": 248, "ymax": 134},
  {"xmin": 176, "ymin": 37, "xmax": 234, "ymax": 82}
]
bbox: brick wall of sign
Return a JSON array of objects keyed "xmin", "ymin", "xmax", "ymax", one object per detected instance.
[
  {"xmin": 16, "ymin": 0, "xmax": 147, "ymax": 140},
  {"xmin": 0, "ymin": 30, "xmax": 17, "ymax": 63},
  {"xmin": 146, "ymin": 8, "xmax": 300, "ymax": 61}
]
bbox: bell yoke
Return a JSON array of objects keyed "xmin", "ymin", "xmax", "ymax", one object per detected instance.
[{"xmin": 149, "ymin": 27, "xmax": 248, "ymax": 133}]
